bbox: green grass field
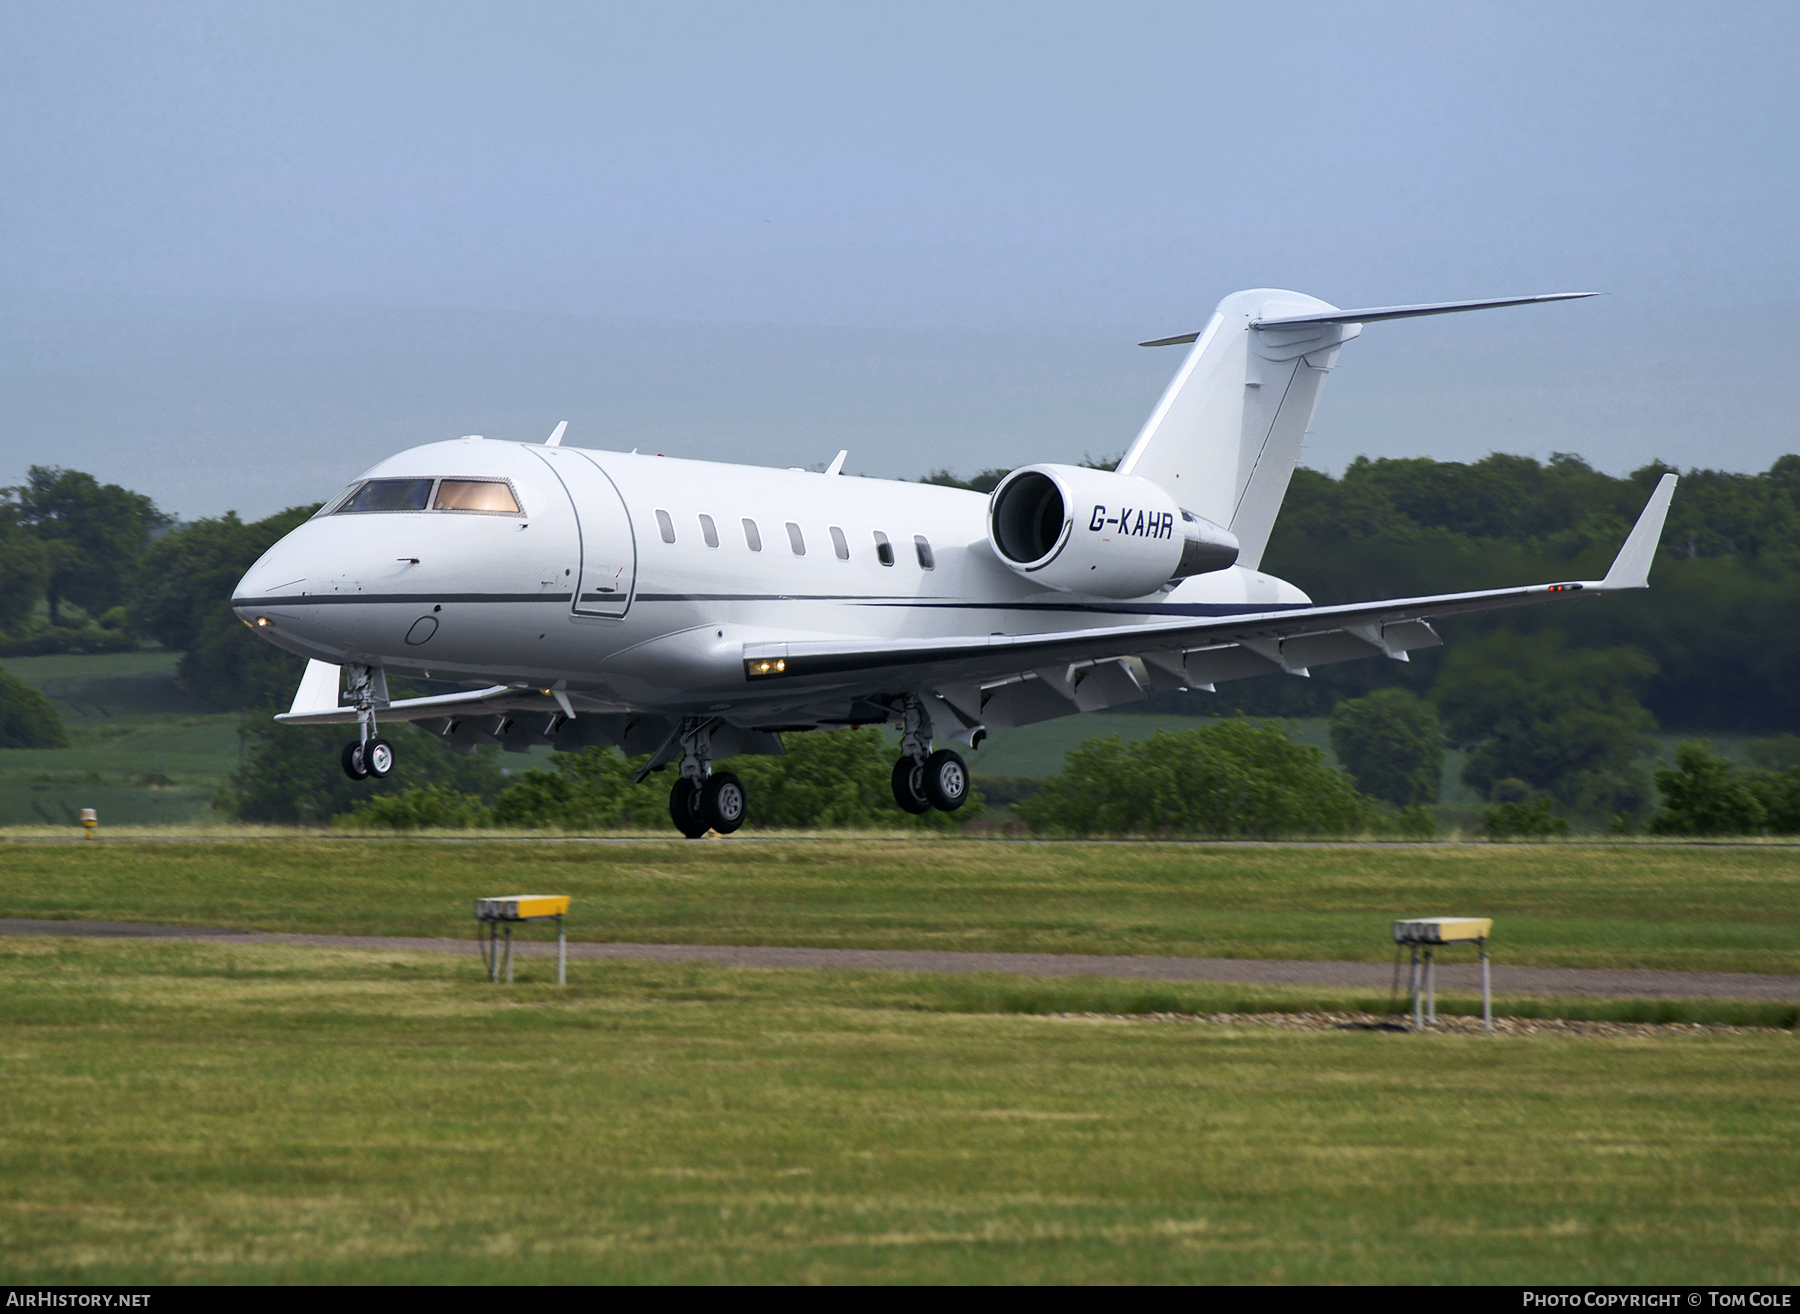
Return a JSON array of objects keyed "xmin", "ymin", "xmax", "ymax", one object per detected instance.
[
  {"xmin": 0, "ymin": 937, "xmax": 1793, "ymax": 1283},
  {"xmin": 0, "ymin": 652, "xmax": 238, "ymax": 825},
  {"xmin": 2, "ymin": 842, "xmax": 1797, "ymax": 1282},
  {"xmin": 2, "ymin": 837, "xmax": 1796, "ymax": 973}
]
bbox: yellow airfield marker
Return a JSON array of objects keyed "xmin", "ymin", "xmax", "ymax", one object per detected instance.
[
  {"xmin": 1392, "ymin": 917, "xmax": 1494, "ymax": 1031},
  {"xmin": 475, "ymin": 894, "xmax": 571, "ymax": 985}
]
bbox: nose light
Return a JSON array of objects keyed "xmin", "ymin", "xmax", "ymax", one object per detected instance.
[{"xmin": 254, "ymin": 617, "xmax": 274, "ymax": 628}]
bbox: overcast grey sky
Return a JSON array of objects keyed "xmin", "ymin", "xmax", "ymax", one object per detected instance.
[{"xmin": 3, "ymin": 1, "xmax": 1796, "ymax": 520}]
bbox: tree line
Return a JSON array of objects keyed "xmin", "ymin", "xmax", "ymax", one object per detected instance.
[{"xmin": 3, "ymin": 448, "xmax": 1797, "ymax": 833}]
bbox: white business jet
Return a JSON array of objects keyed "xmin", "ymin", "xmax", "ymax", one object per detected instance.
[{"xmin": 234, "ymin": 288, "xmax": 1676, "ymax": 837}]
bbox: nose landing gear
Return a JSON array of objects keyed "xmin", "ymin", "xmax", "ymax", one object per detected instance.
[{"xmin": 339, "ymin": 665, "xmax": 395, "ymax": 781}]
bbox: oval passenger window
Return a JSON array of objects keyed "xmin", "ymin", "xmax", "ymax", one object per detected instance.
[
  {"xmin": 829, "ymin": 526, "xmax": 849, "ymax": 560},
  {"xmin": 914, "ymin": 535, "xmax": 935, "ymax": 570},
  {"xmin": 699, "ymin": 514, "xmax": 719, "ymax": 548},
  {"xmin": 786, "ymin": 522, "xmax": 805, "ymax": 555},
  {"xmin": 655, "ymin": 509, "xmax": 676, "ymax": 543}
]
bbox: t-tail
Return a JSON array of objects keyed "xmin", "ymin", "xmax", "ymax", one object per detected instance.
[{"xmin": 1118, "ymin": 289, "xmax": 1594, "ymax": 570}]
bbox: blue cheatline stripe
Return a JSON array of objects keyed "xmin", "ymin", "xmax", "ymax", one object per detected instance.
[
  {"xmin": 233, "ymin": 593, "xmax": 574, "ymax": 606},
  {"xmin": 234, "ymin": 590, "xmax": 1305, "ymax": 619}
]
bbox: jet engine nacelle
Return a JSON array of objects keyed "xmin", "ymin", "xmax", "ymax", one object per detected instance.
[{"xmin": 987, "ymin": 463, "xmax": 1240, "ymax": 598}]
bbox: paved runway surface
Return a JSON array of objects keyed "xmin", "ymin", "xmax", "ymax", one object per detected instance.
[{"xmin": 4, "ymin": 918, "xmax": 1796, "ymax": 1000}]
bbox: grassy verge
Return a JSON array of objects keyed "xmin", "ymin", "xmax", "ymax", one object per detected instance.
[
  {"xmin": 0, "ymin": 837, "xmax": 1795, "ymax": 974},
  {"xmin": 0, "ymin": 937, "xmax": 1793, "ymax": 1284}
]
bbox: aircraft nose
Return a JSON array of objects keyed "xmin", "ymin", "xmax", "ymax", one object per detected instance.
[
  {"xmin": 229, "ymin": 515, "xmax": 348, "ymax": 629},
  {"xmin": 233, "ymin": 548, "xmax": 311, "ymax": 609}
]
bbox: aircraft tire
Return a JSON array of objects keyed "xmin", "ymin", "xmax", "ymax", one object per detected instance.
[
  {"xmin": 341, "ymin": 741, "xmax": 370, "ymax": 780},
  {"xmin": 669, "ymin": 777, "xmax": 710, "ymax": 838},
  {"xmin": 923, "ymin": 749, "xmax": 969, "ymax": 812},
  {"xmin": 700, "ymin": 772, "xmax": 747, "ymax": 834},
  {"xmin": 890, "ymin": 757, "xmax": 932, "ymax": 814},
  {"xmin": 364, "ymin": 737, "xmax": 395, "ymax": 778}
]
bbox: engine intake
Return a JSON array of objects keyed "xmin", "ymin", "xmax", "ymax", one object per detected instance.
[{"xmin": 987, "ymin": 464, "xmax": 1238, "ymax": 598}]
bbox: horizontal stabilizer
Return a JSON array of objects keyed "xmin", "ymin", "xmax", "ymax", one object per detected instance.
[
  {"xmin": 1137, "ymin": 292, "xmax": 1595, "ymax": 346},
  {"xmin": 1251, "ymin": 292, "xmax": 1594, "ymax": 329}
]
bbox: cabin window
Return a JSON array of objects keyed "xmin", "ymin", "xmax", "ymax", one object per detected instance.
[
  {"xmin": 914, "ymin": 534, "xmax": 935, "ymax": 570},
  {"xmin": 742, "ymin": 518, "xmax": 762, "ymax": 551},
  {"xmin": 434, "ymin": 479, "xmax": 520, "ymax": 514},
  {"xmin": 655, "ymin": 509, "xmax": 676, "ymax": 543},
  {"xmin": 786, "ymin": 522, "xmax": 806, "ymax": 555},
  {"xmin": 341, "ymin": 478, "xmax": 433, "ymax": 513},
  {"xmin": 699, "ymin": 514, "xmax": 719, "ymax": 548},
  {"xmin": 829, "ymin": 526, "xmax": 849, "ymax": 560},
  {"xmin": 873, "ymin": 531, "xmax": 894, "ymax": 566}
]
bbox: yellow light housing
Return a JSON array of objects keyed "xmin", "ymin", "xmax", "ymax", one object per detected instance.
[
  {"xmin": 476, "ymin": 894, "xmax": 571, "ymax": 921},
  {"xmin": 745, "ymin": 657, "xmax": 787, "ymax": 678},
  {"xmin": 1392, "ymin": 917, "xmax": 1492, "ymax": 945},
  {"xmin": 255, "ymin": 616, "xmax": 274, "ymax": 627}
]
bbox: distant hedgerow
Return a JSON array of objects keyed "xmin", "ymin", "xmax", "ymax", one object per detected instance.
[{"xmin": 1017, "ymin": 719, "xmax": 1401, "ymax": 839}]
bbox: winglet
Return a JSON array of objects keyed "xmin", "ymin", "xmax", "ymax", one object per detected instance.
[
  {"xmin": 1600, "ymin": 474, "xmax": 1678, "ymax": 590},
  {"xmin": 825, "ymin": 449, "xmax": 848, "ymax": 476},
  {"xmin": 289, "ymin": 660, "xmax": 342, "ymax": 716},
  {"xmin": 545, "ymin": 420, "xmax": 568, "ymax": 447}
]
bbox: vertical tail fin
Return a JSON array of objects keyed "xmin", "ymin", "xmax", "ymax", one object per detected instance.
[
  {"xmin": 1119, "ymin": 289, "xmax": 1595, "ymax": 571},
  {"xmin": 1118, "ymin": 289, "xmax": 1355, "ymax": 571}
]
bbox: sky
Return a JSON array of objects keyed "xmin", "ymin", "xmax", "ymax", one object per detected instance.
[{"xmin": 3, "ymin": 1, "xmax": 1797, "ymax": 521}]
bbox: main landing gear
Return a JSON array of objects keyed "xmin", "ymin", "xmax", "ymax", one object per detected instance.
[
  {"xmin": 339, "ymin": 664, "xmax": 395, "ymax": 781},
  {"xmin": 889, "ymin": 696, "xmax": 969, "ymax": 815},
  {"xmin": 340, "ymin": 737, "xmax": 394, "ymax": 780},
  {"xmin": 663, "ymin": 717, "xmax": 748, "ymax": 839}
]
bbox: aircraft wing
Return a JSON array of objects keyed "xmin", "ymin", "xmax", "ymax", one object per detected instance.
[
  {"xmin": 276, "ymin": 678, "xmax": 565, "ymax": 726},
  {"xmin": 744, "ymin": 474, "xmax": 1678, "ymax": 734}
]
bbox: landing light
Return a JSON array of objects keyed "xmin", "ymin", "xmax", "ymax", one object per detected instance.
[
  {"xmin": 745, "ymin": 658, "xmax": 787, "ymax": 678},
  {"xmin": 255, "ymin": 616, "xmax": 274, "ymax": 627}
]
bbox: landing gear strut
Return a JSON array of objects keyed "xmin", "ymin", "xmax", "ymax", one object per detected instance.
[
  {"xmin": 339, "ymin": 664, "xmax": 394, "ymax": 781},
  {"xmin": 663, "ymin": 717, "xmax": 748, "ymax": 838},
  {"xmin": 889, "ymin": 695, "xmax": 969, "ymax": 814}
]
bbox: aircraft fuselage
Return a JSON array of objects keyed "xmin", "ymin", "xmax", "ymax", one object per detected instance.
[{"xmin": 232, "ymin": 436, "xmax": 1310, "ymax": 723}]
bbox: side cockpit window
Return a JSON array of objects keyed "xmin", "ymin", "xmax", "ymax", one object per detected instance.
[
  {"xmin": 333, "ymin": 477, "xmax": 523, "ymax": 516},
  {"xmin": 313, "ymin": 484, "xmax": 361, "ymax": 518},
  {"xmin": 435, "ymin": 480, "xmax": 520, "ymax": 514}
]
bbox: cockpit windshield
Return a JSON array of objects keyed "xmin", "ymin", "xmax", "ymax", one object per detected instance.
[
  {"xmin": 331, "ymin": 477, "xmax": 523, "ymax": 516},
  {"xmin": 341, "ymin": 478, "xmax": 434, "ymax": 513}
]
